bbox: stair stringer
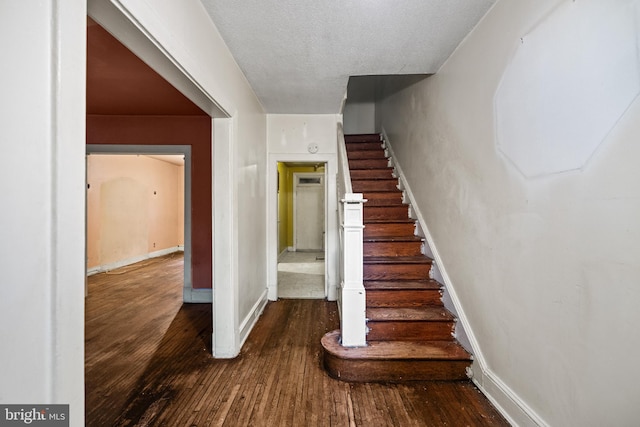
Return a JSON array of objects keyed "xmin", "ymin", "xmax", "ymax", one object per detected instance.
[{"xmin": 381, "ymin": 128, "xmax": 549, "ymax": 427}]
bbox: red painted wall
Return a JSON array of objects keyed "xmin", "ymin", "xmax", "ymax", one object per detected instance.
[{"xmin": 87, "ymin": 115, "xmax": 212, "ymax": 289}]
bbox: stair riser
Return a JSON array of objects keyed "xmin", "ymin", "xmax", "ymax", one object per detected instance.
[
  {"xmin": 323, "ymin": 356, "xmax": 470, "ymax": 382},
  {"xmin": 363, "ymin": 264, "xmax": 431, "ymax": 281},
  {"xmin": 364, "ymin": 206, "xmax": 409, "ymax": 220},
  {"xmin": 344, "ymin": 134, "xmax": 381, "ymax": 143},
  {"xmin": 364, "ymin": 223, "xmax": 415, "ymax": 237},
  {"xmin": 346, "ymin": 142, "xmax": 382, "ymax": 151},
  {"xmin": 363, "ymin": 241, "xmax": 422, "ymax": 257},
  {"xmin": 353, "ymin": 181, "xmax": 398, "ymax": 192},
  {"xmin": 367, "ymin": 321, "xmax": 454, "ymax": 341},
  {"xmin": 347, "ymin": 150, "xmax": 386, "ymax": 160},
  {"xmin": 349, "ymin": 159, "xmax": 389, "ymax": 169},
  {"xmin": 364, "ymin": 192, "xmax": 404, "ymax": 206},
  {"xmin": 366, "ymin": 290, "xmax": 442, "ymax": 307},
  {"xmin": 351, "ymin": 169, "xmax": 395, "ymax": 180}
]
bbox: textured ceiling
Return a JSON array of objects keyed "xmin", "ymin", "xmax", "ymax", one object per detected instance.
[{"xmin": 201, "ymin": 0, "xmax": 495, "ymax": 113}]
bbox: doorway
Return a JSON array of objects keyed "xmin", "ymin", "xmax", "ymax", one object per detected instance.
[
  {"xmin": 86, "ymin": 146, "xmax": 194, "ymax": 300},
  {"xmin": 293, "ymin": 173, "xmax": 325, "ymax": 251},
  {"xmin": 276, "ymin": 163, "xmax": 326, "ymax": 299}
]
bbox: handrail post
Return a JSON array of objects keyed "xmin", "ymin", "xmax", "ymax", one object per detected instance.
[{"xmin": 340, "ymin": 193, "xmax": 367, "ymax": 347}]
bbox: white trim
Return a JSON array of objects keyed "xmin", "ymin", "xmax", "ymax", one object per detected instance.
[
  {"xmin": 473, "ymin": 364, "xmax": 550, "ymax": 427},
  {"xmin": 382, "ymin": 128, "xmax": 547, "ymax": 427},
  {"xmin": 212, "ymin": 117, "xmax": 239, "ymax": 358},
  {"xmin": 267, "ymin": 155, "xmax": 338, "ymax": 302},
  {"xmin": 86, "ymin": 246, "xmax": 183, "ymax": 276},
  {"xmin": 86, "ymin": 145, "xmax": 193, "ymax": 296},
  {"xmin": 239, "ymin": 289, "xmax": 269, "ymax": 347}
]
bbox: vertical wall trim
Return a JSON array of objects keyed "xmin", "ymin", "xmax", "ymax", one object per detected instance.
[
  {"xmin": 51, "ymin": 0, "xmax": 87, "ymax": 422},
  {"xmin": 212, "ymin": 117, "xmax": 239, "ymax": 358}
]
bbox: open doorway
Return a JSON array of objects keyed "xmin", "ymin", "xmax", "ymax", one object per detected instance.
[
  {"xmin": 276, "ymin": 162, "xmax": 326, "ymax": 299},
  {"xmin": 86, "ymin": 152, "xmax": 187, "ymax": 296}
]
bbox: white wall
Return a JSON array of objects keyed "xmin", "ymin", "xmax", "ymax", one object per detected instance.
[
  {"xmin": 266, "ymin": 114, "xmax": 340, "ymax": 301},
  {"xmin": 93, "ymin": 0, "xmax": 268, "ymax": 358},
  {"xmin": 343, "ymin": 102, "xmax": 375, "ymax": 134},
  {"xmin": 267, "ymin": 114, "xmax": 340, "ymax": 154},
  {"xmin": 343, "ymin": 76, "xmax": 377, "ymax": 134},
  {"xmin": 0, "ymin": 1, "xmax": 86, "ymax": 424},
  {"xmin": 0, "ymin": 2, "xmax": 266, "ymax": 419},
  {"xmin": 376, "ymin": 0, "xmax": 640, "ymax": 425}
]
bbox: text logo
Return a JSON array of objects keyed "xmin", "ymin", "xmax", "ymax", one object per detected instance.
[{"xmin": 0, "ymin": 405, "xmax": 68, "ymax": 426}]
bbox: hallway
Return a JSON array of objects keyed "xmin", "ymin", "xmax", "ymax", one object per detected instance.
[
  {"xmin": 278, "ymin": 250, "xmax": 325, "ymax": 299},
  {"xmin": 85, "ymin": 255, "xmax": 508, "ymax": 426}
]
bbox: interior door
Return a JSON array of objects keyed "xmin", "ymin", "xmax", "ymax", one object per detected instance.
[{"xmin": 294, "ymin": 174, "xmax": 324, "ymax": 251}]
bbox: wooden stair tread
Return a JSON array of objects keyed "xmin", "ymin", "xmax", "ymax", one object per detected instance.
[
  {"xmin": 344, "ymin": 134, "xmax": 382, "ymax": 142},
  {"xmin": 349, "ymin": 160, "xmax": 390, "ymax": 169},
  {"xmin": 322, "ymin": 331, "xmax": 470, "ymax": 361},
  {"xmin": 364, "ymin": 280, "xmax": 441, "ymax": 290},
  {"xmin": 351, "ymin": 170, "xmax": 395, "ymax": 180},
  {"xmin": 363, "ymin": 256, "xmax": 432, "ymax": 264},
  {"xmin": 363, "ymin": 204, "xmax": 407, "ymax": 209},
  {"xmin": 352, "ymin": 177, "xmax": 398, "ymax": 182},
  {"xmin": 360, "ymin": 192, "xmax": 403, "ymax": 198},
  {"xmin": 365, "ymin": 200, "xmax": 405, "ymax": 207},
  {"xmin": 365, "ymin": 219, "xmax": 414, "ymax": 224},
  {"xmin": 367, "ymin": 307, "xmax": 454, "ymax": 322},
  {"xmin": 363, "ymin": 236, "xmax": 422, "ymax": 243},
  {"xmin": 346, "ymin": 145, "xmax": 382, "ymax": 151}
]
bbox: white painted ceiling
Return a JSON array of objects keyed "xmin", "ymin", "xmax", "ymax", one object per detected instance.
[{"xmin": 201, "ymin": 0, "xmax": 495, "ymax": 113}]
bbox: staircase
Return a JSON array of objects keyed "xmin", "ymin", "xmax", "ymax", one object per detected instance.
[{"xmin": 322, "ymin": 133, "xmax": 472, "ymax": 382}]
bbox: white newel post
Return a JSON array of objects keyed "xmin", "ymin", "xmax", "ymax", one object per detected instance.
[{"xmin": 340, "ymin": 193, "xmax": 367, "ymax": 347}]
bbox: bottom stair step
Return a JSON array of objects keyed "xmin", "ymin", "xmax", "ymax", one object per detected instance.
[{"xmin": 321, "ymin": 330, "xmax": 471, "ymax": 382}]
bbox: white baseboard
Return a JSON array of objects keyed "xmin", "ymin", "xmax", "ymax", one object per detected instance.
[
  {"xmin": 239, "ymin": 289, "xmax": 268, "ymax": 348},
  {"xmin": 472, "ymin": 362, "xmax": 549, "ymax": 427},
  {"xmin": 86, "ymin": 246, "xmax": 182, "ymax": 276},
  {"xmin": 183, "ymin": 287, "xmax": 212, "ymax": 303},
  {"xmin": 381, "ymin": 128, "xmax": 546, "ymax": 427}
]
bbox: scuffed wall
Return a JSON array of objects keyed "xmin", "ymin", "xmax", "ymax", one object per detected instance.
[{"xmin": 376, "ymin": 0, "xmax": 640, "ymax": 425}]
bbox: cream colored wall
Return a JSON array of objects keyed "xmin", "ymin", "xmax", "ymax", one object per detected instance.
[
  {"xmin": 375, "ymin": 1, "xmax": 640, "ymax": 425},
  {"xmin": 87, "ymin": 155, "xmax": 183, "ymax": 270}
]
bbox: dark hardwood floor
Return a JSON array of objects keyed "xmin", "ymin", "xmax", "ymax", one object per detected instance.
[{"xmin": 85, "ymin": 254, "xmax": 509, "ymax": 426}]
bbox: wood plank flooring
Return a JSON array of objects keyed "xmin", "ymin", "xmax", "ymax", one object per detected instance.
[{"xmin": 86, "ymin": 254, "xmax": 509, "ymax": 426}]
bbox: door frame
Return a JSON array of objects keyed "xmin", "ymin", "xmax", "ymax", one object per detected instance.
[
  {"xmin": 292, "ymin": 172, "xmax": 325, "ymax": 251},
  {"xmin": 267, "ymin": 155, "xmax": 338, "ymax": 302},
  {"xmin": 89, "ymin": 0, "xmax": 238, "ymax": 358},
  {"xmin": 86, "ymin": 145, "xmax": 195, "ymax": 301}
]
